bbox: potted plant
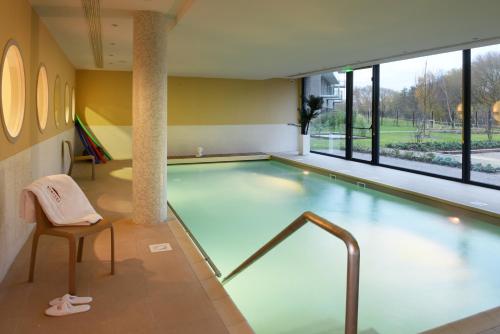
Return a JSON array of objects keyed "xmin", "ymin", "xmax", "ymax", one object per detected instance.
[{"xmin": 298, "ymin": 94, "xmax": 323, "ymax": 155}]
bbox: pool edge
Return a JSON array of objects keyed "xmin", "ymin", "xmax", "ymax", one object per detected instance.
[
  {"xmin": 168, "ymin": 154, "xmax": 270, "ymax": 165},
  {"xmin": 167, "ymin": 208, "xmax": 255, "ymax": 334},
  {"xmin": 271, "ymin": 154, "xmax": 500, "ymax": 222}
]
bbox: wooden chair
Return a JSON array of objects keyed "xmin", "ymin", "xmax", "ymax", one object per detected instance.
[
  {"xmin": 28, "ymin": 198, "xmax": 115, "ymax": 294},
  {"xmin": 63, "ymin": 140, "xmax": 95, "ymax": 180}
]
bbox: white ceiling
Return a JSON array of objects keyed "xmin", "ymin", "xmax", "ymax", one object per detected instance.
[{"xmin": 30, "ymin": 0, "xmax": 500, "ymax": 79}]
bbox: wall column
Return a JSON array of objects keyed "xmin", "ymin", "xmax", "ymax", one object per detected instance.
[{"xmin": 132, "ymin": 11, "xmax": 168, "ymax": 224}]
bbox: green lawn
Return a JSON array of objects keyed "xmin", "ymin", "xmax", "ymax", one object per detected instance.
[{"xmin": 311, "ymin": 119, "xmax": 498, "ymax": 151}]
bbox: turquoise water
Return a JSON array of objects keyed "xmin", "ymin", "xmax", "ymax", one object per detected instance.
[{"xmin": 167, "ymin": 160, "xmax": 500, "ymax": 334}]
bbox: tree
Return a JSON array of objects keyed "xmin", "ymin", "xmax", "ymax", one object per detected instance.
[
  {"xmin": 437, "ymin": 68, "xmax": 461, "ymax": 128},
  {"xmin": 379, "ymin": 88, "xmax": 398, "ymax": 125},
  {"xmin": 353, "ymin": 86, "xmax": 372, "ymax": 122},
  {"xmin": 414, "ymin": 61, "xmax": 440, "ymax": 141},
  {"xmin": 471, "ymin": 51, "xmax": 500, "ymax": 140}
]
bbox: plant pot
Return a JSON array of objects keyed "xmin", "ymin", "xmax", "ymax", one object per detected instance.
[{"xmin": 299, "ymin": 134, "xmax": 310, "ymax": 156}]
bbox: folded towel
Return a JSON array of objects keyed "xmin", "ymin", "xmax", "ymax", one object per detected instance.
[{"xmin": 20, "ymin": 174, "xmax": 102, "ymax": 226}]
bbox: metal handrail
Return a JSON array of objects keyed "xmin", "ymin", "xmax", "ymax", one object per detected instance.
[{"xmin": 222, "ymin": 211, "xmax": 360, "ymax": 334}]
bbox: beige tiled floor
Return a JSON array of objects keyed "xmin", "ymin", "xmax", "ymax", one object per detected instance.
[{"xmin": 0, "ymin": 160, "xmax": 251, "ymax": 334}]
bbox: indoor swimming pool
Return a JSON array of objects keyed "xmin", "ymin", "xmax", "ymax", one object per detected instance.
[{"xmin": 167, "ymin": 160, "xmax": 500, "ymax": 333}]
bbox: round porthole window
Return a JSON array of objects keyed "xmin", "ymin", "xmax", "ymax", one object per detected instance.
[
  {"xmin": 71, "ymin": 88, "xmax": 75, "ymax": 121},
  {"xmin": 36, "ymin": 65, "xmax": 49, "ymax": 131},
  {"xmin": 54, "ymin": 76, "xmax": 61, "ymax": 128},
  {"xmin": 64, "ymin": 83, "xmax": 70, "ymax": 124},
  {"xmin": 1, "ymin": 41, "xmax": 26, "ymax": 141}
]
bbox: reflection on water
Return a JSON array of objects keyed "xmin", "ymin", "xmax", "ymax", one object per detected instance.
[
  {"xmin": 458, "ymin": 237, "xmax": 470, "ymax": 261},
  {"xmin": 168, "ymin": 161, "xmax": 500, "ymax": 334}
]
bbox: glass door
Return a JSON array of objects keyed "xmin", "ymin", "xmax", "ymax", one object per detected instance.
[
  {"xmin": 307, "ymin": 72, "xmax": 347, "ymax": 157},
  {"xmin": 351, "ymin": 67, "xmax": 373, "ymax": 161}
]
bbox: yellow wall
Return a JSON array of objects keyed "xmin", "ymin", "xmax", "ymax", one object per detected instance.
[
  {"xmin": 76, "ymin": 70, "xmax": 131, "ymax": 126},
  {"xmin": 0, "ymin": 0, "xmax": 75, "ymax": 161},
  {"xmin": 168, "ymin": 76, "xmax": 298, "ymax": 125},
  {"xmin": 76, "ymin": 70, "xmax": 298, "ymax": 126}
]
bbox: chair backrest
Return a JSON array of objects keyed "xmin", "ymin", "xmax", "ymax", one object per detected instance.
[{"xmin": 63, "ymin": 140, "xmax": 74, "ymax": 163}]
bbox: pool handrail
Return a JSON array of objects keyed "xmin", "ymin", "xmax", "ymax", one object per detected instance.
[{"xmin": 222, "ymin": 211, "xmax": 360, "ymax": 334}]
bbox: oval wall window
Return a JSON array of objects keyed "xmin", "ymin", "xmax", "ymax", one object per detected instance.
[
  {"xmin": 71, "ymin": 88, "xmax": 75, "ymax": 121},
  {"xmin": 54, "ymin": 76, "xmax": 61, "ymax": 128},
  {"xmin": 36, "ymin": 65, "xmax": 49, "ymax": 131},
  {"xmin": 1, "ymin": 41, "xmax": 26, "ymax": 141},
  {"xmin": 64, "ymin": 83, "xmax": 70, "ymax": 124}
]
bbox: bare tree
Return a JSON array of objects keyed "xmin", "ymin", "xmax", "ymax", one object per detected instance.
[
  {"xmin": 438, "ymin": 69, "xmax": 461, "ymax": 129},
  {"xmin": 415, "ymin": 60, "xmax": 441, "ymax": 142},
  {"xmin": 471, "ymin": 52, "xmax": 500, "ymax": 140}
]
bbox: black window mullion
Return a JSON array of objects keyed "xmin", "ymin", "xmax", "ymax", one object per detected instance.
[
  {"xmin": 462, "ymin": 50, "xmax": 471, "ymax": 182},
  {"xmin": 346, "ymin": 71, "xmax": 353, "ymax": 159},
  {"xmin": 372, "ymin": 65, "xmax": 380, "ymax": 165}
]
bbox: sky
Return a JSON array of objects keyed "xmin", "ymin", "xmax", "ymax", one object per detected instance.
[{"xmin": 347, "ymin": 44, "xmax": 500, "ymax": 91}]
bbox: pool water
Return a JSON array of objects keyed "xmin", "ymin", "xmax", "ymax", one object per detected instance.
[{"xmin": 167, "ymin": 160, "xmax": 500, "ymax": 334}]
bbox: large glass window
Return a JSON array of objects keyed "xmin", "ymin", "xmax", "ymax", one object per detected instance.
[
  {"xmin": 470, "ymin": 44, "xmax": 500, "ymax": 187},
  {"xmin": 1, "ymin": 41, "xmax": 25, "ymax": 140},
  {"xmin": 302, "ymin": 44, "xmax": 500, "ymax": 189},
  {"xmin": 379, "ymin": 51, "xmax": 463, "ymax": 178},
  {"xmin": 307, "ymin": 72, "xmax": 347, "ymax": 156},
  {"xmin": 352, "ymin": 68, "xmax": 373, "ymax": 161}
]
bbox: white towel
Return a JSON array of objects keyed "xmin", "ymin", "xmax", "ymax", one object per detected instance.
[{"xmin": 20, "ymin": 174, "xmax": 102, "ymax": 226}]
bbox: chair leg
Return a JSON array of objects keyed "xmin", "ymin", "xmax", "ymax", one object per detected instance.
[
  {"xmin": 68, "ymin": 160, "xmax": 74, "ymax": 176},
  {"xmin": 77, "ymin": 237, "xmax": 84, "ymax": 263},
  {"xmin": 110, "ymin": 225, "xmax": 115, "ymax": 275},
  {"xmin": 68, "ymin": 237, "xmax": 77, "ymax": 295},
  {"xmin": 28, "ymin": 232, "xmax": 40, "ymax": 283}
]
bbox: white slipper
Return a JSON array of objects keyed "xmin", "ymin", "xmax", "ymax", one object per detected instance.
[
  {"xmin": 45, "ymin": 300, "xmax": 90, "ymax": 317},
  {"xmin": 49, "ymin": 294, "xmax": 93, "ymax": 306}
]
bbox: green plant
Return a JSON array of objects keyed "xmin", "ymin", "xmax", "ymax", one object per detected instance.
[
  {"xmin": 300, "ymin": 95, "xmax": 324, "ymax": 135},
  {"xmin": 385, "ymin": 140, "xmax": 500, "ymax": 152},
  {"xmin": 380, "ymin": 148, "xmax": 500, "ymax": 173},
  {"xmin": 472, "ymin": 163, "xmax": 499, "ymax": 173}
]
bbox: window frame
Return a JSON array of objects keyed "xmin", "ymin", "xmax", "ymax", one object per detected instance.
[
  {"xmin": 0, "ymin": 39, "xmax": 26, "ymax": 142},
  {"xmin": 36, "ymin": 63, "xmax": 49, "ymax": 132},
  {"xmin": 54, "ymin": 75, "xmax": 61, "ymax": 128},
  {"xmin": 307, "ymin": 47, "xmax": 500, "ymax": 191},
  {"xmin": 64, "ymin": 83, "xmax": 70, "ymax": 124}
]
